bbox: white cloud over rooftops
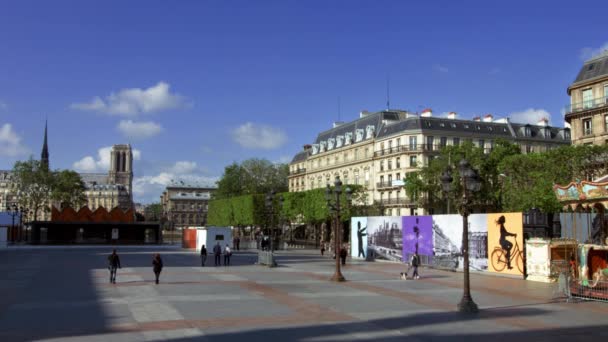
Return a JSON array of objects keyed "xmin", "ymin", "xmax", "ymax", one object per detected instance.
[
  {"xmin": 0, "ymin": 123, "xmax": 29, "ymax": 157},
  {"xmin": 117, "ymin": 120, "xmax": 163, "ymax": 140},
  {"xmin": 508, "ymin": 108, "xmax": 552, "ymax": 125}
]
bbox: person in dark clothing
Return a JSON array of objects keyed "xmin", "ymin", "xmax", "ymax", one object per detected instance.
[
  {"xmin": 200, "ymin": 244, "xmax": 207, "ymax": 267},
  {"xmin": 152, "ymin": 253, "xmax": 163, "ymax": 284},
  {"xmin": 224, "ymin": 244, "xmax": 232, "ymax": 266},
  {"xmin": 108, "ymin": 249, "xmax": 121, "ymax": 284},
  {"xmin": 236, "ymin": 237, "xmax": 240, "ymax": 251},
  {"xmin": 321, "ymin": 245, "xmax": 325, "ymax": 256},
  {"xmin": 409, "ymin": 252, "xmax": 420, "ymax": 279},
  {"xmin": 340, "ymin": 247, "xmax": 348, "ymax": 266},
  {"xmin": 213, "ymin": 242, "xmax": 222, "ymax": 266},
  {"xmin": 357, "ymin": 221, "xmax": 367, "ymax": 258},
  {"xmin": 497, "ymin": 215, "xmax": 517, "ymax": 270}
]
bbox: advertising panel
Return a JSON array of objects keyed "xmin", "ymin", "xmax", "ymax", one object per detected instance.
[
  {"xmin": 487, "ymin": 213, "xmax": 524, "ymax": 276},
  {"xmin": 366, "ymin": 216, "xmax": 403, "ymax": 262},
  {"xmin": 432, "ymin": 214, "xmax": 463, "ymax": 270},
  {"xmin": 403, "ymin": 216, "xmax": 433, "ymax": 264},
  {"xmin": 351, "ymin": 217, "xmax": 368, "ymax": 259}
]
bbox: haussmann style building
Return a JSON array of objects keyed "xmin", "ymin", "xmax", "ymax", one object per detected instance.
[{"xmin": 289, "ymin": 108, "xmax": 571, "ymax": 216}]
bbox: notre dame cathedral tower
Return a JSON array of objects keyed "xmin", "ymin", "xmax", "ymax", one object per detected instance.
[{"xmin": 108, "ymin": 144, "xmax": 133, "ymax": 205}]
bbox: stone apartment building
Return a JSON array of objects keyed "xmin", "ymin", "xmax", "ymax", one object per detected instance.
[
  {"xmin": 160, "ymin": 183, "xmax": 216, "ymax": 230},
  {"xmin": 565, "ymin": 50, "xmax": 608, "ymax": 145},
  {"xmin": 289, "ymin": 109, "xmax": 571, "ymax": 216}
]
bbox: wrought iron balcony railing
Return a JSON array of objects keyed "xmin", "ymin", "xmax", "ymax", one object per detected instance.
[{"xmin": 565, "ymin": 96, "xmax": 608, "ymax": 115}]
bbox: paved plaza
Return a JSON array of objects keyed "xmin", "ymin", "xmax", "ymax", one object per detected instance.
[{"xmin": 1, "ymin": 246, "xmax": 607, "ymax": 341}]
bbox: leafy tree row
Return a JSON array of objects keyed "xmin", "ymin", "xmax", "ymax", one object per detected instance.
[
  {"xmin": 214, "ymin": 158, "xmax": 289, "ymax": 199},
  {"xmin": 403, "ymin": 140, "xmax": 608, "ymax": 214},
  {"xmin": 11, "ymin": 158, "xmax": 87, "ymax": 220}
]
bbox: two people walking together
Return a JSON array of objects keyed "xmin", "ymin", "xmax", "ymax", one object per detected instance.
[
  {"xmin": 202, "ymin": 242, "xmax": 232, "ymax": 267},
  {"xmin": 107, "ymin": 249, "xmax": 164, "ymax": 285}
]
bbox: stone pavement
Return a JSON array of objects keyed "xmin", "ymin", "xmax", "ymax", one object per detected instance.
[{"xmin": 0, "ymin": 247, "xmax": 607, "ymax": 341}]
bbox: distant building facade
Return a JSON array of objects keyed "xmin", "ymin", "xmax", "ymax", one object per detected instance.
[
  {"xmin": 289, "ymin": 109, "xmax": 571, "ymax": 216},
  {"xmin": 565, "ymin": 51, "xmax": 608, "ymax": 145},
  {"xmin": 160, "ymin": 183, "xmax": 216, "ymax": 230}
]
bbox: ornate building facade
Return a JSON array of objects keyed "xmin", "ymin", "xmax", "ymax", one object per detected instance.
[
  {"xmin": 565, "ymin": 51, "xmax": 608, "ymax": 145},
  {"xmin": 289, "ymin": 109, "xmax": 571, "ymax": 216},
  {"xmin": 160, "ymin": 183, "xmax": 216, "ymax": 230}
]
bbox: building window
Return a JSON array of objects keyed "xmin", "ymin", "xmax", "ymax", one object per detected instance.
[
  {"xmin": 583, "ymin": 88, "xmax": 593, "ymax": 109},
  {"xmin": 605, "ymin": 115, "xmax": 608, "ymax": 132},
  {"xmin": 583, "ymin": 118, "xmax": 593, "ymax": 135},
  {"xmin": 355, "ymin": 174, "xmax": 359, "ymax": 185},
  {"xmin": 396, "ymin": 138, "xmax": 401, "ymax": 147},
  {"xmin": 365, "ymin": 170, "xmax": 370, "ymax": 186},
  {"xmin": 440, "ymin": 137, "xmax": 447, "ymax": 148},
  {"xmin": 605, "ymin": 84, "xmax": 608, "ymax": 99},
  {"xmin": 380, "ymin": 160, "xmax": 384, "ymax": 171},
  {"xmin": 526, "ymin": 145, "xmax": 532, "ymax": 153},
  {"xmin": 388, "ymin": 140, "xmax": 392, "ymax": 150},
  {"xmin": 396, "ymin": 173, "xmax": 401, "ymax": 181},
  {"xmin": 410, "ymin": 155, "xmax": 417, "ymax": 167},
  {"xmin": 388, "ymin": 159, "xmax": 392, "ymax": 170},
  {"xmin": 396, "ymin": 157, "xmax": 401, "ymax": 168},
  {"xmin": 525, "ymin": 126, "xmax": 531, "ymax": 137},
  {"xmin": 426, "ymin": 136, "xmax": 434, "ymax": 151},
  {"xmin": 409, "ymin": 136, "xmax": 417, "ymax": 150},
  {"xmin": 453, "ymin": 137, "xmax": 460, "ymax": 146}
]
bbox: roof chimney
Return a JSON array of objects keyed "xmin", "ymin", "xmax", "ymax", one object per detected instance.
[
  {"xmin": 483, "ymin": 114, "xmax": 493, "ymax": 122},
  {"xmin": 303, "ymin": 144, "xmax": 312, "ymax": 151},
  {"xmin": 421, "ymin": 108, "xmax": 433, "ymax": 117},
  {"xmin": 333, "ymin": 121, "xmax": 345, "ymax": 128},
  {"xmin": 536, "ymin": 117, "xmax": 549, "ymax": 127},
  {"xmin": 472, "ymin": 116, "xmax": 481, "ymax": 122},
  {"xmin": 447, "ymin": 112, "xmax": 457, "ymax": 119},
  {"xmin": 360, "ymin": 110, "xmax": 370, "ymax": 118}
]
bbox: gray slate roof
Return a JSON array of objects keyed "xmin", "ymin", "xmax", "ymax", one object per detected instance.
[{"xmin": 572, "ymin": 51, "xmax": 608, "ymax": 86}]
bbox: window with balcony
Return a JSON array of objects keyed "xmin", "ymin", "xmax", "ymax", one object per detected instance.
[
  {"xmin": 380, "ymin": 160, "xmax": 384, "ymax": 171},
  {"xmin": 396, "ymin": 157, "xmax": 401, "ymax": 168},
  {"xmin": 440, "ymin": 137, "xmax": 447, "ymax": 148},
  {"xmin": 355, "ymin": 174, "xmax": 359, "ymax": 185},
  {"xmin": 409, "ymin": 136, "xmax": 417, "ymax": 150},
  {"xmin": 453, "ymin": 137, "xmax": 460, "ymax": 146},
  {"xmin": 583, "ymin": 118, "xmax": 593, "ymax": 136},
  {"xmin": 396, "ymin": 173, "xmax": 401, "ymax": 181},
  {"xmin": 396, "ymin": 138, "xmax": 401, "ymax": 147},
  {"xmin": 583, "ymin": 89, "xmax": 593, "ymax": 109},
  {"xmin": 388, "ymin": 174, "xmax": 392, "ymax": 184},
  {"xmin": 410, "ymin": 155, "xmax": 417, "ymax": 167},
  {"xmin": 427, "ymin": 136, "xmax": 434, "ymax": 150},
  {"xmin": 388, "ymin": 159, "xmax": 392, "ymax": 170},
  {"xmin": 365, "ymin": 170, "xmax": 370, "ymax": 185}
]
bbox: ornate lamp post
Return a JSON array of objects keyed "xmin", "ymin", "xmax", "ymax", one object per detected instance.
[
  {"xmin": 440, "ymin": 159, "xmax": 482, "ymax": 313},
  {"xmin": 6, "ymin": 204, "xmax": 19, "ymax": 243},
  {"xmin": 325, "ymin": 176, "xmax": 352, "ymax": 282},
  {"xmin": 265, "ymin": 190, "xmax": 284, "ymax": 252}
]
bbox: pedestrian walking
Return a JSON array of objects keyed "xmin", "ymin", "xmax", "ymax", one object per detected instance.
[
  {"xmin": 340, "ymin": 246, "xmax": 348, "ymax": 266},
  {"xmin": 213, "ymin": 242, "xmax": 222, "ymax": 266},
  {"xmin": 236, "ymin": 237, "xmax": 240, "ymax": 251},
  {"xmin": 410, "ymin": 252, "xmax": 421, "ymax": 279},
  {"xmin": 321, "ymin": 245, "xmax": 325, "ymax": 256},
  {"xmin": 152, "ymin": 253, "xmax": 163, "ymax": 284},
  {"xmin": 224, "ymin": 244, "xmax": 232, "ymax": 266},
  {"xmin": 200, "ymin": 244, "xmax": 207, "ymax": 267},
  {"xmin": 107, "ymin": 249, "xmax": 121, "ymax": 284}
]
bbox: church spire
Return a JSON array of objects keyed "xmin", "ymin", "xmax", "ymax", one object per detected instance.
[{"xmin": 41, "ymin": 120, "xmax": 49, "ymax": 171}]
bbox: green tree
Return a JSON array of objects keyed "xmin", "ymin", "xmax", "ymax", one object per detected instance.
[
  {"xmin": 145, "ymin": 203, "xmax": 163, "ymax": 221},
  {"xmin": 52, "ymin": 170, "xmax": 86, "ymax": 209},
  {"xmin": 12, "ymin": 158, "xmax": 54, "ymax": 221},
  {"xmin": 214, "ymin": 159, "xmax": 289, "ymax": 199}
]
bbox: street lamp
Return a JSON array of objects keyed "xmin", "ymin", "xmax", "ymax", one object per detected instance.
[
  {"xmin": 441, "ymin": 159, "xmax": 482, "ymax": 313},
  {"xmin": 325, "ymin": 175, "xmax": 352, "ymax": 282},
  {"xmin": 265, "ymin": 190, "xmax": 281, "ymax": 251},
  {"xmin": 6, "ymin": 204, "xmax": 19, "ymax": 243}
]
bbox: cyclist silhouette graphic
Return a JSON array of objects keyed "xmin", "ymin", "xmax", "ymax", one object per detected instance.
[{"xmin": 497, "ymin": 215, "xmax": 517, "ymax": 270}]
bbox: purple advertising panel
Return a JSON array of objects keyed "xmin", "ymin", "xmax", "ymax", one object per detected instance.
[{"xmin": 402, "ymin": 216, "xmax": 433, "ymax": 263}]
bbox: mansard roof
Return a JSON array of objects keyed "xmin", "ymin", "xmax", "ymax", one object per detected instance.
[
  {"xmin": 290, "ymin": 150, "xmax": 309, "ymax": 163},
  {"xmin": 570, "ymin": 51, "xmax": 608, "ymax": 90},
  {"xmin": 313, "ymin": 110, "xmax": 401, "ymax": 144}
]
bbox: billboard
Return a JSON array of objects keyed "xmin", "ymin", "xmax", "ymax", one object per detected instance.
[
  {"xmin": 351, "ymin": 217, "xmax": 368, "ymax": 259},
  {"xmin": 487, "ymin": 213, "xmax": 524, "ymax": 276},
  {"xmin": 366, "ymin": 216, "xmax": 403, "ymax": 262},
  {"xmin": 402, "ymin": 216, "xmax": 433, "ymax": 264}
]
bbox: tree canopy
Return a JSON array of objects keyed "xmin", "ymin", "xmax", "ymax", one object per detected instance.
[{"xmin": 214, "ymin": 158, "xmax": 289, "ymax": 199}]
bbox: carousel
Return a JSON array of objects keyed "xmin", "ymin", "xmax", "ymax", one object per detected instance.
[{"xmin": 554, "ymin": 180, "xmax": 608, "ymax": 301}]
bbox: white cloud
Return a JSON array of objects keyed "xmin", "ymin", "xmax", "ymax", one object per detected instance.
[
  {"xmin": 580, "ymin": 42, "xmax": 608, "ymax": 61},
  {"xmin": 231, "ymin": 122, "xmax": 287, "ymax": 150},
  {"xmin": 508, "ymin": 108, "xmax": 551, "ymax": 125},
  {"xmin": 0, "ymin": 123, "xmax": 29, "ymax": 157},
  {"xmin": 433, "ymin": 64, "xmax": 449, "ymax": 73},
  {"xmin": 132, "ymin": 160, "xmax": 218, "ymax": 203},
  {"xmin": 71, "ymin": 81, "xmax": 188, "ymax": 116},
  {"xmin": 117, "ymin": 120, "xmax": 162, "ymax": 140},
  {"xmin": 169, "ymin": 161, "xmax": 197, "ymax": 174},
  {"xmin": 73, "ymin": 146, "xmax": 142, "ymax": 172}
]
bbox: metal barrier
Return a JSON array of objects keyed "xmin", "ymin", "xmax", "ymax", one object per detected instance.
[
  {"xmin": 570, "ymin": 273, "xmax": 608, "ymax": 302},
  {"xmin": 257, "ymin": 251, "xmax": 277, "ymax": 267}
]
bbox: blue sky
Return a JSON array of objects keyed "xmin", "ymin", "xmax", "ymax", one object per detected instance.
[{"xmin": 0, "ymin": 1, "xmax": 607, "ymax": 203}]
